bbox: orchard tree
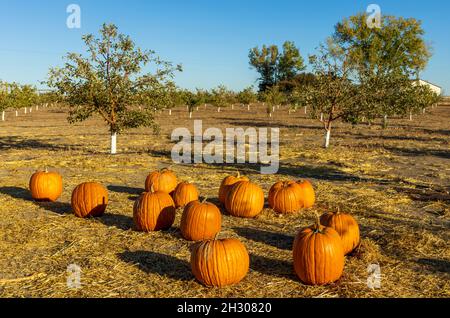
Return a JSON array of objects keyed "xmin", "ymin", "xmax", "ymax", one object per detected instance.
[
  {"xmin": 47, "ymin": 23, "xmax": 181, "ymax": 154},
  {"xmin": 333, "ymin": 13, "xmax": 431, "ymax": 79},
  {"xmin": 301, "ymin": 45, "xmax": 358, "ymax": 148},
  {"xmin": 0, "ymin": 81, "xmax": 11, "ymax": 121},
  {"xmin": 332, "ymin": 13, "xmax": 432, "ymax": 126},
  {"xmin": 261, "ymin": 85, "xmax": 285, "ymax": 117},
  {"xmin": 182, "ymin": 89, "xmax": 207, "ymax": 118},
  {"xmin": 236, "ymin": 86, "xmax": 257, "ymax": 111},
  {"xmin": 211, "ymin": 85, "xmax": 233, "ymax": 112},
  {"xmin": 8, "ymin": 84, "xmax": 38, "ymax": 116},
  {"xmin": 249, "ymin": 41, "xmax": 305, "ymax": 92}
]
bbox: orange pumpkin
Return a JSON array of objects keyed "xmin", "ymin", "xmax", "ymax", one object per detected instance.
[
  {"xmin": 268, "ymin": 181, "xmax": 303, "ymax": 214},
  {"xmin": 172, "ymin": 181, "xmax": 199, "ymax": 208},
  {"xmin": 145, "ymin": 168, "xmax": 177, "ymax": 194},
  {"xmin": 71, "ymin": 182, "xmax": 108, "ymax": 218},
  {"xmin": 191, "ymin": 238, "xmax": 249, "ymax": 287},
  {"xmin": 320, "ymin": 211, "xmax": 360, "ymax": 255},
  {"xmin": 293, "ymin": 217, "xmax": 344, "ymax": 285},
  {"xmin": 29, "ymin": 169, "xmax": 63, "ymax": 202},
  {"xmin": 180, "ymin": 199, "xmax": 222, "ymax": 241},
  {"xmin": 218, "ymin": 172, "xmax": 249, "ymax": 204},
  {"xmin": 225, "ymin": 181, "xmax": 264, "ymax": 218},
  {"xmin": 296, "ymin": 179, "xmax": 316, "ymax": 208},
  {"xmin": 133, "ymin": 189, "xmax": 176, "ymax": 231}
]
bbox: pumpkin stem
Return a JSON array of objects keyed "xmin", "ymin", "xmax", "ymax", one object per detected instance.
[
  {"xmin": 202, "ymin": 196, "xmax": 208, "ymax": 204},
  {"xmin": 44, "ymin": 166, "xmax": 48, "ymax": 173},
  {"xmin": 236, "ymin": 171, "xmax": 241, "ymax": 178},
  {"xmin": 314, "ymin": 213, "xmax": 322, "ymax": 233},
  {"xmin": 214, "ymin": 232, "xmax": 220, "ymax": 241},
  {"xmin": 150, "ymin": 185, "xmax": 155, "ymax": 193},
  {"xmin": 336, "ymin": 206, "xmax": 341, "ymax": 215}
]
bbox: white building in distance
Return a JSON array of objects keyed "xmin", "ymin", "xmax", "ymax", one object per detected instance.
[{"xmin": 414, "ymin": 79, "xmax": 443, "ymax": 96}]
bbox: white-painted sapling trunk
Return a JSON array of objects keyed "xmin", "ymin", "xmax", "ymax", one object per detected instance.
[
  {"xmin": 320, "ymin": 113, "xmax": 324, "ymax": 122},
  {"xmin": 304, "ymin": 106, "xmax": 307, "ymax": 114},
  {"xmin": 324, "ymin": 129, "xmax": 331, "ymax": 148},
  {"xmin": 169, "ymin": 109, "xmax": 172, "ymax": 116},
  {"xmin": 1, "ymin": 111, "xmax": 4, "ymax": 121},
  {"xmin": 16, "ymin": 110, "xmax": 18, "ymax": 117},
  {"xmin": 36, "ymin": 105, "xmax": 39, "ymax": 111},
  {"xmin": 247, "ymin": 104, "xmax": 250, "ymax": 111},
  {"xmin": 29, "ymin": 107, "xmax": 32, "ymax": 113},
  {"xmin": 111, "ymin": 132, "xmax": 117, "ymax": 155},
  {"xmin": 189, "ymin": 111, "xmax": 192, "ymax": 119},
  {"xmin": 231, "ymin": 104, "xmax": 234, "ymax": 110},
  {"xmin": 196, "ymin": 106, "xmax": 199, "ymax": 111},
  {"xmin": 24, "ymin": 107, "xmax": 27, "ymax": 114},
  {"xmin": 218, "ymin": 107, "xmax": 221, "ymax": 113},
  {"xmin": 410, "ymin": 111, "xmax": 413, "ymax": 121}
]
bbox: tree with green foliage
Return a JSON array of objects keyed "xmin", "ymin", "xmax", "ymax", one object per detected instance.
[
  {"xmin": 300, "ymin": 45, "xmax": 358, "ymax": 148},
  {"xmin": 261, "ymin": 85, "xmax": 285, "ymax": 118},
  {"xmin": 211, "ymin": 85, "xmax": 233, "ymax": 113},
  {"xmin": 47, "ymin": 23, "xmax": 181, "ymax": 154},
  {"xmin": 249, "ymin": 41, "xmax": 305, "ymax": 92},
  {"xmin": 182, "ymin": 89, "xmax": 208, "ymax": 118},
  {"xmin": 0, "ymin": 81, "xmax": 11, "ymax": 121},
  {"xmin": 236, "ymin": 86, "xmax": 257, "ymax": 111},
  {"xmin": 332, "ymin": 13, "xmax": 432, "ymax": 127}
]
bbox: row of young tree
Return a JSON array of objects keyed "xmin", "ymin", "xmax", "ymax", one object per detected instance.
[{"xmin": 0, "ymin": 81, "xmax": 59, "ymax": 121}]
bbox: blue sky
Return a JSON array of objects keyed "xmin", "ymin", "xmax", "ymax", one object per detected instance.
[{"xmin": 0, "ymin": 0, "xmax": 449, "ymax": 93}]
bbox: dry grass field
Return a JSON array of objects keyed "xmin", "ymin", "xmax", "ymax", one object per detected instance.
[{"xmin": 0, "ymin": 102, "xmax": 449, "ymax": 298}]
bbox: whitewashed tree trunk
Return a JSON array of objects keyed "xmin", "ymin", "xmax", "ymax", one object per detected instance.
[
  {"xmin": 111, "ymin": 132, "xmax": 117, "ymax": 155},
  {"xmin": 409, "ymin": 111, "xmax": 413, "ymax": 121},
  {"xmin": 1, "ymin": 111, "xmax": 4, "ymax": 121},
  {"xmin": 422, "ymin": 108, "xmax": 426, "ymax": 114},
  {"xmin": 189, "ymin": 111, "xmax": 192, "ymax": 119},
  {"xmin": 231, "ymin": 104, "xmax": 234, "ymax": 110},
  {"xmin": 272, "ymin": 106, "xmax": 275, "ymax": 113},
  {"xmin": 269, "ymin": 113, "xmax": 272, "ymax": 118},
  {"xmin": 24, "ymin": 107, "xmax": 27, "ymax": 114},
  {"xmin": 204, "ymin": 104, "xmax": 206, "ymax": 109},
  {"xmin": 15, "ymin": 110, "xmax": 18, "ymax": 117},
  {"xmin": 304, "ymin": 106, "xmax": 307, "ymax": 114},
  {"xmin": 320, "ymin": 113, "xmax": 324, "ymax": 122},
  {"xmin": 169, "ymin": 109, "xmax": 172, "ymax": 116},
  {"xmin": 29, "ymin": 107, "xmax": 32, "ymax": 113},
  {"xmin": 288, "ymin": 109, "xmax": 291, "ymax": 115},
  {"xmin": 247, "ymin": 104, "xmax": 250, "ymax": 111},
  {"xmin": 36, "ymin": 105, "xmax": 39, "ymax": 111},
  {"xmin": 218, "ymin": 107, "xmax": 221, "ymax": 113},
  {"xmin": 324, "ymin": 129, "xmax": 331, "ymax": 148},
  {"xmin": 196, "ymin": 106, "xmax": 199, "ymax": 111},
  {"xmin": 277, "ymin": 105, "xmax": 280, "ymax": 109}
]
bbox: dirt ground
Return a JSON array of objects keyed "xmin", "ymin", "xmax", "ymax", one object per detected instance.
[{"xmin": 0, "ymin": 101, "xmax": 448, "ymax": 298}]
